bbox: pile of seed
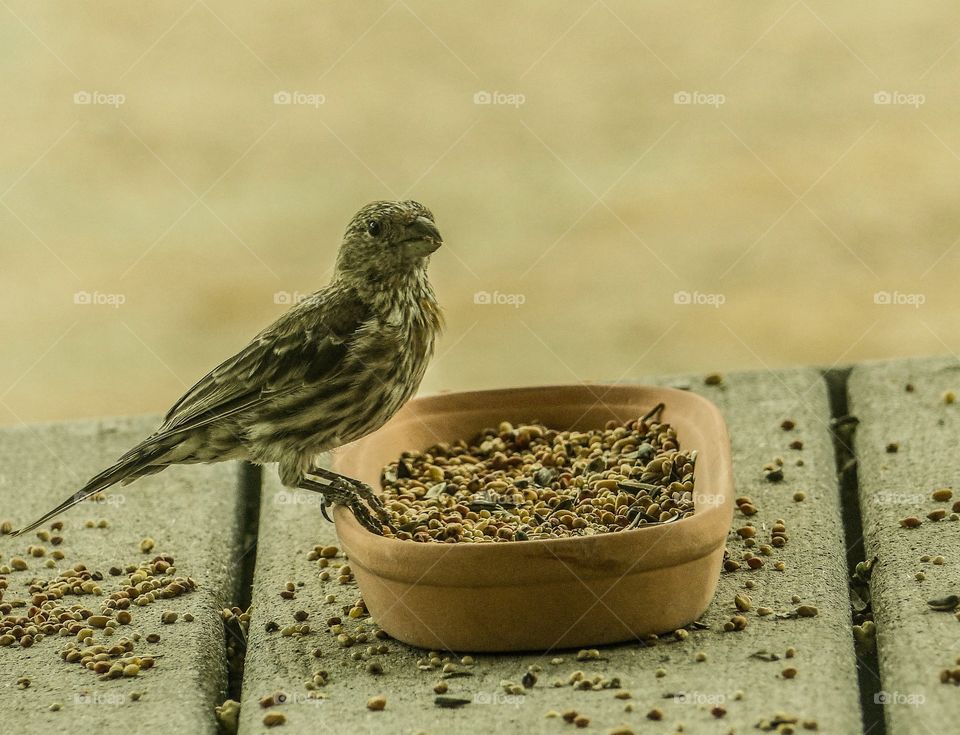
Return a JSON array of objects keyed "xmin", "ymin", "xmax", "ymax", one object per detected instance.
[
  {"xmin": 377, "ymin": 406, "xmax": 697, "ymax": 543},
  {"xmin": 60, "ymin": 637, "xmax": 156, "ymax": 680},
  {"xmin": 940, "ymin": 656, "xmax": 960, "ymax": 685},
  {"xmin": 0, "ymin": 553, "xmax": 195, "ymax": 653}
]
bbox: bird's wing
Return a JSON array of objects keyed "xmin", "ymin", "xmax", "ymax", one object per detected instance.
[
  {"xmin": 132, "ymin": 288, "xmax": 370, "ymax": 451},
  {"xmin": 13, "ymin": 288, "xmax": 370, "ymax": 537}
]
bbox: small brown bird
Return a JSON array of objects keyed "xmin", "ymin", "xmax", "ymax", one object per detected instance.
[{"xmin": 15, "ymin": 200, "xmax": 444, "ymax": 536}]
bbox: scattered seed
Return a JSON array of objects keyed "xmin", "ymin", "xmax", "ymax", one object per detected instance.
[
  {"xmin": 899, "ymin": 517, "xmax": 922, "ymax": 529},
  {"xmin": 366, "ymin": 695, "xmax": 387, "ymax": 711},
  {"xmin": 928, "ymin": 595, "xmax": 960, "ymax": 612},
  {"xmin": 764, "ymin": 467, "xmax": 784, "ymax": 483},
  {"xmin": 139, "ymin": 538, "xmax": 155, "ymax": 554},
  {"xmin": 933, "ymin": 488, "xmax": 953, "ymax": 502},
  {"xmin": 435, "ymin": 696, "xmax": 471, "ymax": 708},
  {"xmin": 263, "ymin": 711, "xmax": 286, "ymax": 727},
  {"xmin": 260, "ymin": 692, "xmax": 287, "ymax": 708}
]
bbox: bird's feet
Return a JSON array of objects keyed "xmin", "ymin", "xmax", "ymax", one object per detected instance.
[
  {"xmin": 304, "ymin": 468, "xmax": 396, "ymax": 531},
  {"xmin": 336, "ymin": 478, "xmax": 394, "ymax": 529},
  {"xmin": 299, "ymin": 475, "xmax": 395, "ymax": 536}
]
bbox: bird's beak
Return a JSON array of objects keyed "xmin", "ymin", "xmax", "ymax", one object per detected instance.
[{"xmin": 401, "ymin": 216, "xmax": 443, "ymax": 256}]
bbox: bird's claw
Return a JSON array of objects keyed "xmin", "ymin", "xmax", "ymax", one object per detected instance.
[
  {"xmin": 300, "ymin": 473, "xmax": 397, "ymax": 536},
  {"xmin": 320, "ymin": 500, "xmax": 333, "ymax": 524},
  {"xmin": 331, "ymin": 478, "xmax": 397, "ymax": 535}
]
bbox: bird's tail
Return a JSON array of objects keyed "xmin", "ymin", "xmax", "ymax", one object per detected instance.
[{"xmin": 12, "ymin": 442, "xmax": 167, "ymax": 536}]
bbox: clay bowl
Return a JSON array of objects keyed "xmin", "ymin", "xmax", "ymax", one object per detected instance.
[{"xmin": 332, "ymin": 384, "xmax": 734, "ymax": 652}]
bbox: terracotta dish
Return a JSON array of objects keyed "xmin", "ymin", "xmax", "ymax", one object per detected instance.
[{"xmin": 333, "ymin": 385, "xmax": 734, "ymax": 652}]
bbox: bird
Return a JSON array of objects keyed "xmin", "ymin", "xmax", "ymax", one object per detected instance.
[{"xmin": 14, "ymin": 200, "xmax": 444, "ymax": 537}]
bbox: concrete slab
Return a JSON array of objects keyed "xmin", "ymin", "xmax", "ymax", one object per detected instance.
[
  {"xmin": 850, "ymin": 357, "xmax": 960, "ymax": 733},
  {"xmin": 0, "ymin": 416, "xmax": 249, "ymax": 735},
  {"xmin": 239, "ymin": 369, "xmax": 862, "ymax": 734}
]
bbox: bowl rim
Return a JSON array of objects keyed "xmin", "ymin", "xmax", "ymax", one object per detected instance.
[{"xmin": 332, "ymin": 383, "xmax": 734, "ymax": 586}]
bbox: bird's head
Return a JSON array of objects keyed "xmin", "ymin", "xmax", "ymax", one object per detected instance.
[{"xmin": 335, "ymin": 200, "xmax": 442, "ymax": 283}]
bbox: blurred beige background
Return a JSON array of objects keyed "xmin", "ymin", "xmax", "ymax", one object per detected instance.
[{"xmin": 2, "ymin": 1, "xmax": 960, "ymax": 426}]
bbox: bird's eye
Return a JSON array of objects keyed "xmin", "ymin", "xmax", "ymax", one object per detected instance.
[{"xmin": 366, "ymin": 220, "xmax": 381, "ymax": 237}]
